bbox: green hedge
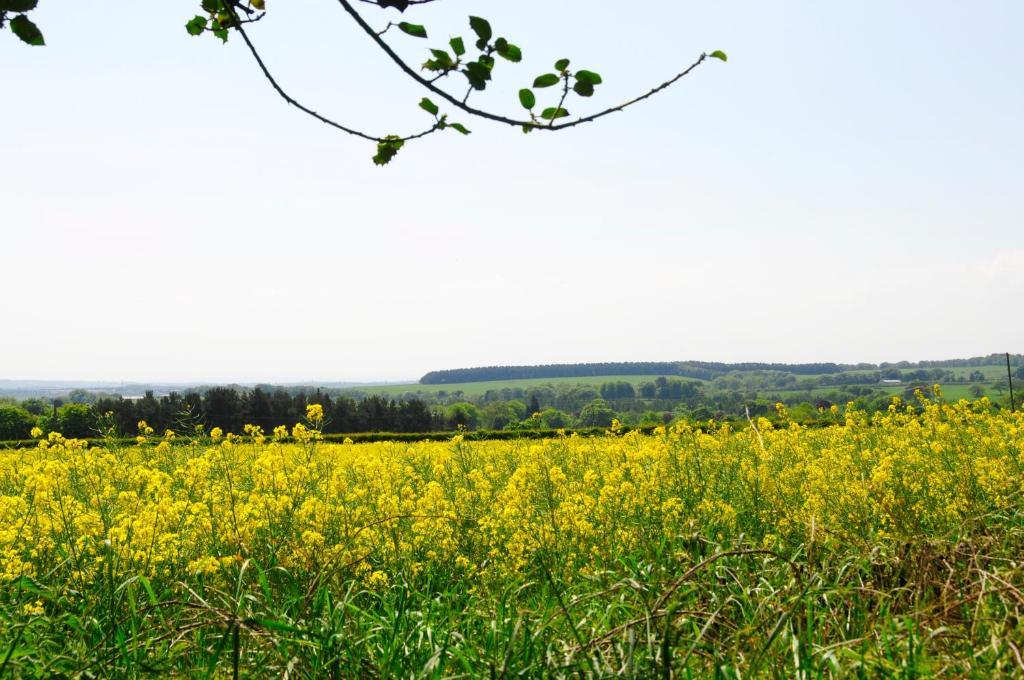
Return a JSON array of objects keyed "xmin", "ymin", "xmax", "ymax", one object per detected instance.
[{"xmin": 0, "ymin": 426, "xmax": 669, "ymax": 450}]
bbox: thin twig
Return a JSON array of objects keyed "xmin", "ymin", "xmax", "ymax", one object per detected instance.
[{"xmin": 229, "ymin": 5, "xmax": 438, "ymax": 143}]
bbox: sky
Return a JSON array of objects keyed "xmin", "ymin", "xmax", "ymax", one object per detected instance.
[{"xmin": 1, "ymin": 1, "xmax": 1022, "ymax": 383}]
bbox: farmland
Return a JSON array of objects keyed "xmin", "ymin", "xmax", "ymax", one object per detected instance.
[
  {"xmin": 2, "ymin": 398, "xmax": 1022, "ymax": 676},
  {"xmin": 344, "ymin": 365, "xmax": 1010, "ymax": 401}
]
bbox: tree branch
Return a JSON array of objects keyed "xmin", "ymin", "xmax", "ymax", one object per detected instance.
[
  {"xmin": 336, "ymin": 0, "xmax": 710, "ymax": 132},
  {"xmin": 231, "ymin": 7, "xmax": 438, "ymax": 144}
]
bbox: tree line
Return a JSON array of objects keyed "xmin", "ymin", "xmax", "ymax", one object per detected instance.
[
  {"xmin": 419, "ymin": 354, "xmax": 1023, "ymax": 385},
  {"xmin": 0, "ymin": 388, "xmax": 442, "ymax": 440}
]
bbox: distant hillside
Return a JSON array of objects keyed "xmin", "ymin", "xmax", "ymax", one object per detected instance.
[{"xmin": 419, "ymin": 355, "xmax": 1022, "ymax": 385}]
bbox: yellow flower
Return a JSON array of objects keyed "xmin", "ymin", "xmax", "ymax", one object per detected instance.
[{"xmin": 306, "ymin": 404, "xmax": 324, "ymax": 424}]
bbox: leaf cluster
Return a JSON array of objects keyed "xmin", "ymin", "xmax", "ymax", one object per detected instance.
[{"xmin": 1, "ymin": 0, "xmax": 43, "ymax": 46}]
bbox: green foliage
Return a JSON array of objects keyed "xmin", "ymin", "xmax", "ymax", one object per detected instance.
[
  {"xmin": 573, "ymin": 69, "xmax": 602, "ymax": 97},
  {"xmin": 444, "ymin": 402, "xmax": 480, "ymax": 429},
  {"xmin": 533, "ymin": 73, "xmax": 560, "ymax": 88},
  {"xmin": 577, "ymin": 398, "xmax": 616, "ymax": 427},
  {"xmin": 0, "ymin": 405, "xmax": 35, "ymax": 440},
  {"xmin": 417, "ymin": 97, "xmax": 439, "ymax": 115},
  {"xmin": 518, "ymin": 88, "xmax": 536, "ymax": 109},
  {"xmin": 8, "ymin": 12, "xmax": 42, "ymax": 45},
  {"xmin": 56, "ymin": 403, "xmax": 95, "ymax": 438},
  {"xmin": 397, "ymin": 21, "xmax": 426, "ymax": 38},
  {"xmin": 0, "ymin": 0, "xmax": 38, "ymax": 11},
  {"xmin": 709, "ymin": 49, "xmax": 728, "ymax": 62},
  {"xmin": 468, "ymin": 15, "xmax": 491, "ymax": 50},
  {"xmin": 463, "ymin": 58, "xmax": 492, "ymax": 90},
  {"xmin": 372, "ymin": 135, "xmax": 404, "ymax": 166},
  {"xmin": 185, "ymin": 15, "xmax": 207, "ymax": 36},
  {"xmin": 494, "ymin": 37, "xmax": 522, "ymax": 63},
  {"xmin": 540, "ymin": 107, "xmax": 569, "ymax": 120}
]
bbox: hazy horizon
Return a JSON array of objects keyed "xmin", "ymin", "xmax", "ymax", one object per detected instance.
[{"xmin": 1, "ymin": 351, "xmax": 1019, "ymax": 386}]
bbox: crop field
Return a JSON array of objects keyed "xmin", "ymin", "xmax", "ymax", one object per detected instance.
[{"xmin": 2, "ymin": 399, "xmax": 1022, "ymax": 676}]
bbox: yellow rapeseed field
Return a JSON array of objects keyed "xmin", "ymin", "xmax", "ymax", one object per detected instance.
[{"xmin": 2, "ymin": 395, "xmax": 1022, "ymax": 676}]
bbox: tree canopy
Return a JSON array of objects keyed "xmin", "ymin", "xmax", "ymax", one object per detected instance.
[{"xmin": 1, "ymin": 0, "xmax": 726, "ymax": 164}]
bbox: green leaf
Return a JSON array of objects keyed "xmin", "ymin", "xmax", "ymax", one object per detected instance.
[
  {"xmin": 575, "ymin": 70, "xmax": 603, "ymax": 85},
  {"xmin": 0, "ymin": 0, "xmax": 38, "ymax": 12},
  {"xmin": 518, "ymin": 88, "xmax": 536, "ymax": 110},
  {"xmin": 201, "ymin": 0, "xmax": 219, "ymax": 13},
  {"xmin": 554, "ymin": 58, "xmax": 570, "ymax": 71},
  {"xmin": 185, "ymin": 15, "xmax": 208, "ymax": 37},
  {"xmin": 533, "ymin": 73, "xmax": 560, "ymax": 88},
  {"xmin": 449, "ymin": 123, "xmax": 471, "ymax": 135},
  {"xmin": 464, "ymin": 61, "xmax": 491, "ymax": 90},
  {"xmin": 449, "ymin": 36, "xmax": 465, "ymax": 56},
  {"xmin": 10, "ymin": 13, "xmax": 43, "ymax": 45},
  {"xmin": 418, "ymin": 97, "xmax": 439, "ymax": 116},
  {"xmin": 496, "ymin": 41, "xmax": 522, "ymax": 63},
  {"xmin": 429, "ymin": 49, "xmax": 454, "ymax": 67},
  {"xmin": 398, "ymin": 22, "xmax": 427, "ymax": 38},
  {"xmin": 373, "ymin": 136, "xmax": 405, "ymax": 166},
  {"xmin": 212, "ymin": 27, "xmax": 229, "ymax": 43},
  {"xmin": 709, "ymin": 50, "xmax": 728, "ymax": 62},
  {"xmin": 573, "ymin": 80, "xmax": 594, "ymax": 97},
  {"xmin": 468, "ymin": 15, "xmax": 491, "ymax": 49},
  {"xmin": 540, "ymin": 107, "xmax": 569, "ymax": 120}
]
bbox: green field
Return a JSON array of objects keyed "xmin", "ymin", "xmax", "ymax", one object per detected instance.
[
  {"xmin": 343, "ymin": 374, "xmax": 700, "ymax": 398},
  {"xmin": 345, "ymin": 365, "xmax": 1013, "ymax": 401}
]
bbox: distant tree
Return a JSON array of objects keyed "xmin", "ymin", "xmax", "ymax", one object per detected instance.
[
  {"xmin": 600, "ymin": 381, "xmax": 635, "ymax": 400},
  {"xmin": 396, "ymin": 399, "xmax": 434, "ymax": 432},
  {"xmin": 577, "ymin": 398, "xmax": 616, "ymax": 428},
  {"xmin": 482, "ymin": 402, "xmax": 515, "ymax": 430},
  {"xmin": 19, "ymin": 398, "xmax": 50, "ymax": 416},
  {"xmin": 968, "ymin": 385, "xmax": 986, "ymax": 398},
  {"xmin": 357, "ymin": 396, "xmax": 394, "ymax": 430},
  {"xmin": 329, "ymin": 397, "xmax": 359, "ymax": 432},
  {"xmin": 445, "ymin": 402, "xmax": 480, "ymax": 430},
  {"xmin": 204, "ymin": 387, "xmax": 243, "ymax": 432},
  {"xmin": 538, "ymin": 408, "xmax": 570, "ymax": 429},
  {"xmin": 638, "ymin": 382, "xmax": 657, "ymax": 399},
  {"xmin": 57, "ymin": 403, "xmax": 95, "ymax": 438},
  {"xmin": 137, "ymin": 391, "xmax": 162, "ymax": 429},
  {"xmin": 0, "ymin": 405, "xmax": 36, "ymax": 440},
  {"xmin": 270, "ymin": 389, "xmax": 297, "ymax": 427},
  {"xmin": 636, "ymin": 410, "xmax": 663, "ymax": 426},
  {"xmin": 245, "ymin": 387, "xmax": 274, "ymax": 430},
  {"xmin": 506, "ymin": 400, "xmax": 527, "ymax": 422},
  {"xmin": 527, "ymin": 395, "xmax": 541, "ymax": 416},
  {"xmin": 67, "ymin": 389, "xmax": 95, "ymax": 404}
]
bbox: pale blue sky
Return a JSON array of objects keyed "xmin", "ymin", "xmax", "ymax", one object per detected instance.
[{"xmin": 1, "ymin": 1, "xmax": 1021, "ymax": 382}]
